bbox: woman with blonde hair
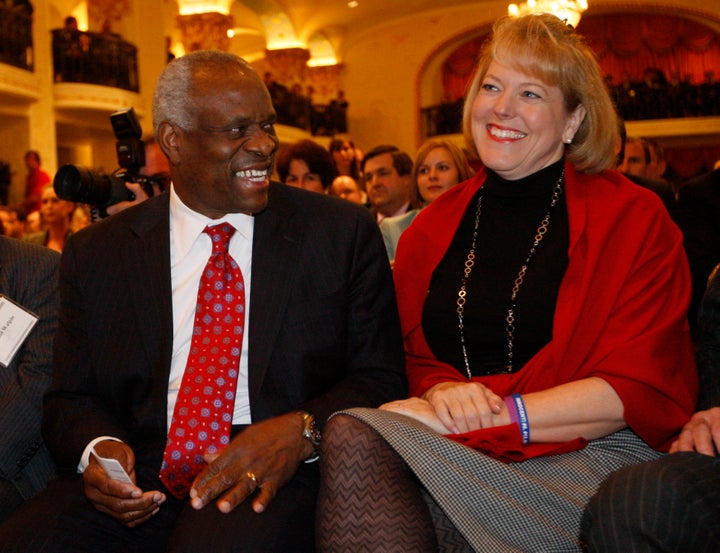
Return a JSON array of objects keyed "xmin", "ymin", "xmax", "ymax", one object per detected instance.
[
  {"xmin": 23, "ymin": 183, "xmax": 75, "ymax": 252},
  {"xmin": 381, "ymin": 139, "xmax": 472, "ymax": 263},
  {"xmin": 317, "ymin": 14, "xmax": 696, "ymax": 552}
]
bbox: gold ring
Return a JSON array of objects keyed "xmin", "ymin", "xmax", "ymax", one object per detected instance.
[{"xmin": 246, "ymin": 471, "xmax": 257, "ymax": 484}]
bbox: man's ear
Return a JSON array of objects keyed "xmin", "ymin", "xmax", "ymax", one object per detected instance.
[{"xmin": 157, "ymin": 121, "xmax": 181, "ymax": 165}]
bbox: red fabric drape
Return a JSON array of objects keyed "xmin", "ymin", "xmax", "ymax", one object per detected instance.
[
  {"xmin": 442, "ymin": 35, "xmax": 488, "ymax": 102},
  {"xmin": 578, "ymin": 14, "xmax": 719, "ymax": 84},
  {"xmin": 441, "ymin": 13, "xmax": 720, "ymax": 97}
]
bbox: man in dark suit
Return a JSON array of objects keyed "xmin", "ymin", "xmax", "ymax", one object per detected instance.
[
  {"xmin": 362, "ymin": 145, "xmax": 417, "ymax": 223},
  {"xmin": 0, "ymin": 50, "xmax": 405, "ymax": 552},
  {"xmin": 675, "ymin": 164, "xmax": 720, "ymax": 335},
  {"xmin": 0, "ymin": 236, "xmax": 59, "ymax": 524},
  {"xmin": 581, "ymin": 266, "xmax": 720, "ymax": 552}
]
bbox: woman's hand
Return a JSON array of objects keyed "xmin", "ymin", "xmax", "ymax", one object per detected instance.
[
  {"xmin": 380, "ymin": 397, "xmax": 455, "ymax": 434},
  {"xmin": 421, "ymin": 381, "xmax": 504, "ymax": 434}
]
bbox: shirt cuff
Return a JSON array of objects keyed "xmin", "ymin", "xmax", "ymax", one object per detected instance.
[{"xmin": 77, "ymin": 436, "xmax": 123, "ymax": 474}]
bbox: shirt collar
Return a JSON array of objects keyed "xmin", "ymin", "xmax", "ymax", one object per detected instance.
[{"xmin": 169, "ymin": 184, "xmax": 254, "ymax": 261}]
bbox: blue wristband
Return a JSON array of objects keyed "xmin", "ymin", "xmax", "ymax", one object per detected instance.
[{"xmin": 509, "ymin": 393, "xmax": 530, "ymax": 444}]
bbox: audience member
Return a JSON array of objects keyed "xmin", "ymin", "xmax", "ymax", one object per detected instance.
[
  {"xmin": 618, "ymin": 135, "xmax": 649, "ymax": 178},
  {"xmin": 275, "ymin": 139, "xmax": 335, "ymax": 194},
  {"xmin": 327, "ymin": 90, "xmax": 349, "ymax": 134},
  {"xmin": 24, "ymin": 210, "xmax": 41, "ymax": 235},
  {"xmin": 676, "ymin": 161, "xmax": 720, "ymax": 336},
  {"xmin": 362, "ymin": 145, "xmax": 417, "ymax": 223},
  {"xmin": 0, "ymin": 49, "xmax": 405, "ymax": 553},
  {"xmin": 0, "ymin": 236, "xmax": 59, "ymax": 524},
  {"xmin": 644, "ymin": 137, "xmax": 667, "ymax": 182},
  {"xmin": 23, "ymin": 150, "xmax": 51, "ymax": 215},
  {"xmin": 263, "ymin": 71, "xmax": 289, "ymax": 122},
  {"xmin": 328, "ymin": 137, "xmax": 362, "ymax": 183},
  {"xmin": 582, "ymin": 265, "xmax": 720, "ymax": 552},
  {"xmin": 329, "ymin": 175, "xmax": 366, "ymax": 205},
  {"xmin": 616, "ymin": 132, "xmax": 677, "ymax": 218},
  {"xmin": 316, "ymin": 14, "xmax": 696, "ymax": 552},
  {"xmin": 380, "ymin": 139, "xmax": 473, "ymax": 263},
  {"xmin": 0, "ymin": 205, "xmax": 24, "ymax": 239},
  {"xmin": 22, "ymin": 183, "xmax": 74, "ymax": 252}
]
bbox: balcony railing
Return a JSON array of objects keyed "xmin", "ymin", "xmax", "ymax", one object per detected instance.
[
  {"xmin": 52, "ymin": 29, "xmax": 139, "ymax": 92},
  {"xmin": 0, "ymin": 5, "xmax": 33, "ymax": 70}
]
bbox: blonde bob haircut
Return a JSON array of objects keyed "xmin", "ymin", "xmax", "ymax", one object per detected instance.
[{"xmin": 462, "ymin": 13, "xmax": 618, "ymax": 174}]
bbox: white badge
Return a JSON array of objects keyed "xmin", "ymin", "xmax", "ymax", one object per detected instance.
[{"xmin": 0, "ymin": 295, "xmax": 40, "ymax": 367}]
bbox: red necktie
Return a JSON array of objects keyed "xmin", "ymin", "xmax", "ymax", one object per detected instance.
[{"xmin": 159, "ymin": 223, "xmax": 245, "ymax": 499}]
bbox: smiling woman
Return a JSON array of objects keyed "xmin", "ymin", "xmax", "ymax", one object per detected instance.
[{"xmin": 317, "ymin": 13, "xmax": 697, "ymax": 552}]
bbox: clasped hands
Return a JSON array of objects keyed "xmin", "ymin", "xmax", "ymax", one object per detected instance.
[
  {"xmin": 83, "ymin": 412, "xmax": 311, "ymax": 527},
  {"xmin": 380, "ymin": 381, "xmax": 507, "ymax": 435}
]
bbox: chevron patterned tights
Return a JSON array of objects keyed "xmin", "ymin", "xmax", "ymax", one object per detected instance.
[{"xmin": 317, "ymin": 414, "xmax": 472, "ymax": 552}]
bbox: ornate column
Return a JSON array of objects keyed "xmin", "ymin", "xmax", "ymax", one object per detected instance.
[
  {"xmin": 307, "ymin": 64, "xmax": 342, "ymax": 104},
  {"xmin": 263, "ymin": 47, "xmax": 311, "ymax": 86},
  {"xmin": 176, "ymin": 12, "xmax": 234, "ymax": 52}
]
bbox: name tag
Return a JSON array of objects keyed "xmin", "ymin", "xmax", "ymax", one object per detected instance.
[{"xmin": 0, "ymin": 295, "xmax": 39, "ymax": 367}]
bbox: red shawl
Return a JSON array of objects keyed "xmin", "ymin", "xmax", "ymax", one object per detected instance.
[{"xmin": 393, "ymin": 162, "xmax": 698, "ymax": 462}]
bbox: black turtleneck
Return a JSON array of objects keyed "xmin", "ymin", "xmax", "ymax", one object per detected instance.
[{"xmin": 422, "ymin": 159, "xmax": 569, "ymax": 377}]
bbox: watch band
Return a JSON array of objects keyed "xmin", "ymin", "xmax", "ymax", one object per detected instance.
[{"xmin": 298, "ymin": 411, "xmax": 321, "ymax": 462}]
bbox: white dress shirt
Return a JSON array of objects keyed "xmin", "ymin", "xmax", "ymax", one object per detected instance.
[
  {"xmin": 168, "ymin": 184, "xmax": 253, "ymax": 428},
  {"xmin": 79, "ymin": 185, "xmax": 254, "ymax": 472}
]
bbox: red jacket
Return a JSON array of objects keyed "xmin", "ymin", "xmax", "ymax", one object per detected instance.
[{"xmin": 394, "ymin": 162, "xmax": 698, "ymax": 461}]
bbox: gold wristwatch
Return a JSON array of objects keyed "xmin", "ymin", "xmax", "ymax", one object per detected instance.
[{"xmin": 298, "ymin": 411, "xmax": 321, "ymax": 462}]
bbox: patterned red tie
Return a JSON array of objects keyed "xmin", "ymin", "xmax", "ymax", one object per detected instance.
[{"xmin": 159, "ymin": 223, "xmax": 245, "ymax": 499}]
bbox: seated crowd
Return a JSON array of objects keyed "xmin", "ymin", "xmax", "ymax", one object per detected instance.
[{"xmin": 0, "ymin": 14, "xmax": 717, "ymax": 552}]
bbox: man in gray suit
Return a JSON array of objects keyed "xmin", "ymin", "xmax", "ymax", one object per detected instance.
[
  {"xmin": 0, "ymin": 51, "xmax": 405, "ymax": 552},
  {"xmin": 0, "ymin": 236, "xmax": 59, "ymax": 523}
]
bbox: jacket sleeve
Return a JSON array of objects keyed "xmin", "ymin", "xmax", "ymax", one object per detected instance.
[{"xmin": 0, "ymin": 244, "xmax": 59, "ymax": 478}]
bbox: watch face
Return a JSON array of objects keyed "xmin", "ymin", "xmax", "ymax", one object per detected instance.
[{"xmin": 302, "ymin": 413, "xmax": 321, "ymax": 445}]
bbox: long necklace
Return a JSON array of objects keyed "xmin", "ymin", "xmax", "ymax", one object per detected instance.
[{"xmin": 456, "ymin": 169, "xmax": 564, "ymax": 379}]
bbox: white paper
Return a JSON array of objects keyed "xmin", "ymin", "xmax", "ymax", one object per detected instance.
[{"xmin": 0, "ymin": 295, "xmax": 39, "ymax": 368}]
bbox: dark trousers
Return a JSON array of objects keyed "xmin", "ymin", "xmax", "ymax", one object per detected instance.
[
  {"xmin": 581, "ymin": 452, "xmax": 720, "ymax": 553},
  {"xmin": 0, "ymin": 462, "xmax": 319, "ymax": 553}
]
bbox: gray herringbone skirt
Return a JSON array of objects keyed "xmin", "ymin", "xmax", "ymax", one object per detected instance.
[{"xmin": 340, "ymin": 408, "xmax": 663, "ymax": 553}]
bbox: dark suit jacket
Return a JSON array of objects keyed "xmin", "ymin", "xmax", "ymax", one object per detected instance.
[
  {"xmin": 676, "ymin": 168, "xmax": 720, "ymax": 332},
  {"xmin": 695, "ymin": 264, "xmax": 720, "ymax": 410},
  {"xmin": 0, "ymin": 237, "xmax": 59, "ymax": 505},
  {"xmin": 43, "ymin": 183, "xmax": 406, "ymax": 478}
]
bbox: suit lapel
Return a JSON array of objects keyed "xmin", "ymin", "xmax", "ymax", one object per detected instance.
[
  {"xmin": 122, "ymin": 195, "xmax": 174, "ymax": 398},
  {"xmin": 248, "ymin": 184, "xmax": 301, "ymax": 405}
]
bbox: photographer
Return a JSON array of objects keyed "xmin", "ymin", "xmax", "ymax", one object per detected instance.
[
  {"xmin": 106, "ymin": 137, "xmax": 169, "ymax": 215},
  {"xmin": 54, "ymin": 107, "xmax": 170, "ymax": 221}
]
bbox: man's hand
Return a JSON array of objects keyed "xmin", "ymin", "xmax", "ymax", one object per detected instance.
[
  {"xmin": 670, "ymin": 406, "xmax": 720, "ymax": 456},
  {"xmin": 421, "ymin": 381, "xmax": 504, "ymax": 434},
  {"xmin": 83, "ymin": 439, "xmax": 166, "ymax": 527},
  {"xmin": 105, "ymin": 182, "xmax": 150, "ymax": 216},
  {"xmin": 189, "ymin": 412, "xmax": 312, "ymax": 515}
]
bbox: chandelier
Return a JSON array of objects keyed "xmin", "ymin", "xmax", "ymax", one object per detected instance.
[{"xmin": 508, "ymin": 0, "xmax": 588, "ymax": 28}]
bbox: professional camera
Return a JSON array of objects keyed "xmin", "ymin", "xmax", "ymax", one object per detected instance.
[{"xmin": 54, "ymin": 107, "xmax": 167, "ymax": 218}]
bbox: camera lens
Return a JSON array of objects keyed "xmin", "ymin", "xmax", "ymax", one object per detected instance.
[{"xmin": 54, "ymin": 165, "xmax": 132, "ymax": 206}]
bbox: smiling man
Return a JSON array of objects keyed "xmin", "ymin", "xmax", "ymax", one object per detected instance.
[{"xmin": 0, "ymin": 51, "xmax": 405, "ymax": 553}]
